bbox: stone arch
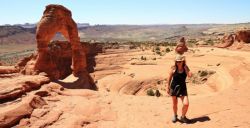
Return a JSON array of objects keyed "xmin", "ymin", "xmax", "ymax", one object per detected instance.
[{"xmin": 35, "ymin": 4, "xmax": 86, "ymax": 78}]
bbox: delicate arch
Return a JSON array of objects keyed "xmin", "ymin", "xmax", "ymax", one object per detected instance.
[{"xmin": 35, "ymin": 4, "xmax": 86, "ymax": 77}]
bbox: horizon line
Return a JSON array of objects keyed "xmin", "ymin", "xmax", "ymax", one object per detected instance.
[{"xmin": 1, "ymin": 21, "xmax": 250, "ymax": 26}]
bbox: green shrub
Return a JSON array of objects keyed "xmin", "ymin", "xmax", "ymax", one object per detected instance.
[
  {"xmin": 155, "ymin": 46, "xmax": 160, "ymax": 51},
  {"xmin": 187, "ymin": 39, "xmax": 197, "ymax": 44},
  {"xmin": 156, "ymin": 51, "xmax": 161, "ymax": 55},
  {"xmin": 206, "ymin": 39, "xmax": 214, "ymax": 45},
  {"xmin": 147, "ymin": 89, "xmax": 155, "ymax": 96},
  {"xmin": 141, "ymin": 56, "xmax": 146, "ymax": 60},
  {"xmin": 199, "ymin": 70, "xmax": 208, "ymax": 77},
  {"xmin": 165, "ymin": 47, "xmax": 171, "ymax": 53},
  {"xmin": 157, "ymin": 80, "xmax": 161, "ymax": 84},
  {"xmin": 155, "ymin": 90, "xmax": 161, "ymax": 97}
]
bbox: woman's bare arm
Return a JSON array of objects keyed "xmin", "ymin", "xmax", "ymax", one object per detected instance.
[
  {"xmin": 167, "ymin": 66, "xmax": 174, "ymax": 92},
  {"xmin": 184, "ymin": 65, "xmax": 192, "ymax": 77}
]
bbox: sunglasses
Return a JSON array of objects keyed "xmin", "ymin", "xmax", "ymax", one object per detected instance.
[{"xmin": 176, "ymin": 61, "xmax": 183, "ymax": 63}]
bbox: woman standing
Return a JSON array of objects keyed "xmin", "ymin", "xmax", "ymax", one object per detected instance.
[{"xmin": 167, "ymin": 54, "xmax": 192, "ymax": 123}]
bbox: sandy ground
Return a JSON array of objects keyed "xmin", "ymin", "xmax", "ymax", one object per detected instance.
[{"xmin": 89, "ymin": 47, "xmax": 250, "ymax": 127}]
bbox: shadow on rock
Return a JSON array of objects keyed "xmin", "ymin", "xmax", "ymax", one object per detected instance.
[{"xmin": 54, "ymin": 75, "xmax": 97, "ymax": 90}]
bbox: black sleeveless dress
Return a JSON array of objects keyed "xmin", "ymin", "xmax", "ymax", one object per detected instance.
[{"xmin": 170, "ymin": 67, "xmax": 188, "ymax": 97}]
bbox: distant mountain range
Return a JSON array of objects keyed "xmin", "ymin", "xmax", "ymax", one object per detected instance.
[
  {"xmin": 2, "ymin": 23, "xmax": 90, "ymax": 28},
  {"xmin": 0, "ymin": 22, "xmax": 250, "ymax": 45},
  {"xmin": 0, "ymin": 25, "xmax": 35, "ymax": 45},
  {"xmin": 0, "ymin": 23, "xmax": 90, "ymax": 45}
]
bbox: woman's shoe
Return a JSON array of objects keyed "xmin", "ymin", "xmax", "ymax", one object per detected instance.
[
  {"xmin": 180, "ymin": 116, "xmax": 190, "ymax": 123},
  {"xmin": 172, "ymin": 115, "xmax": 178, "ymax": 123}
]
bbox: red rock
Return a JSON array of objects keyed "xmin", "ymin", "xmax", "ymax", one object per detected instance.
[
  {"xmin": 35, "ymin": 4, "xmax": 86, "ymax": 78},
  {"xmin": 175, "ymin": 37, "xmax": 188, "ymax": 54},
  {"xmin": 235, "ymin": 30, "xmax": 250, "ymax": 43},
  {"xmin": 0, "ymin": 75, "xmax": 50, "ymax": 102},
  {"xmin": 218, "ymin": 30, "xmax": 250, "ymax": 48},
  {"xmin": 0, "ymin": 66, "xmax": 19, "ymax": 74},
  {"xmin": 16, "ymin": 54, "xmax": 34, "ymax": 69},
  {"xmin": 217, "ymin": 34, "xmax": 235, "ymax": 48},
  {"xmin": 20, "ymin": 41, "xmax": 101, "ymax": 87},
  {"xmin": 14, "ymin": 4, "xmax": 99, "ymax": 89},
  {"xmin": 27, "ymin": 109, "xmax": 63, "ymax": 128},
  {"xmin": 0, "ymin": 95, "xmax": 47, "ymax": 128}
]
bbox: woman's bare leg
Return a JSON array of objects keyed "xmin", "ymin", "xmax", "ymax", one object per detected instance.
[
  {"xmin": 172, "ymin": 96, "xmax": 178, "ymax": 115},
  {"xmin": 180, "ymin": 96, "xmax": 189, "ymax": 117}
]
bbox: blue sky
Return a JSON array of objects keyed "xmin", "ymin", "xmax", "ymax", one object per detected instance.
[{"xmin": 0, "ymin": 0, "xmax": 250, "ymax": 25}]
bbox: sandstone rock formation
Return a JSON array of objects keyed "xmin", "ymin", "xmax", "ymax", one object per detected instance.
[
  {"xmin": 11, "ymin": 4, "xmax": 101, "ymax": 89},
  {"xmin": 20, "ymin": 40, "xmax": 102, "ymax": 83},
  {"xmin": 0, "ymin": 66, "xmax": 19, "ymax": 74},
  {"xmin": 217, "ymin": 34, "xmax": 235, "ymax": 48},
  {"xmin": 0, "ymin": 75, "xmax": 50, "ymax": 102},
  {"xmin": 235, "ymin": 30, "xmax": 250, "ymax": 43},
  {"xmin": 175, "ymin": 37, "xmax": 188, "ymax": 54},
  {"xmin": 35, "ymin": 4, "xmax": 86, "ymax": 78},
  {"xmin": 0, "ymin": 95, "xmax": 47, "ymax": 128},
  {"xmin": 2, "ymin": 41, "xmax": 250, "ymax": 127},
  {"xmin": 217, "ymin": 30, "xmax": 250, "ymax": 48}
]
